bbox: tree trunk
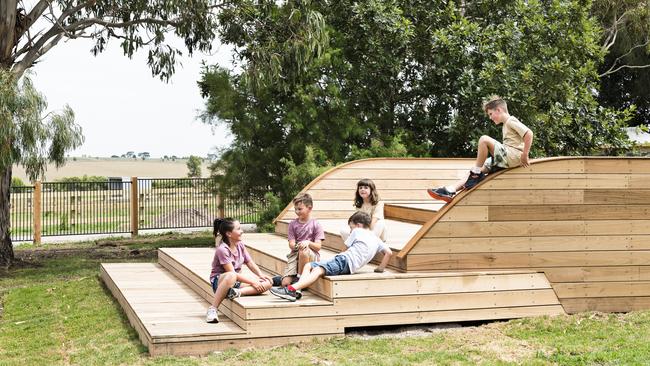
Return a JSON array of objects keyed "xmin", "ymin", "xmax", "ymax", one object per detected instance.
[
  {"xmin": 0, "ymin": 166, "xmax": 14, "ymax": 267},
  {"xmin": 0, "ymin": 0, "xmax": 17, "ymax": 65}
]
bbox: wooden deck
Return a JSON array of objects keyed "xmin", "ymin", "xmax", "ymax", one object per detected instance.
[{"xmin": 102, "ymin": 157, "xmax": 650, "ymax": 355}]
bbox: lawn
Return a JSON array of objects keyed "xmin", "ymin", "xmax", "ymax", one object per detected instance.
[{"xmin": 2, "ymin": 233, "xmax": 650, "ymax": 365}]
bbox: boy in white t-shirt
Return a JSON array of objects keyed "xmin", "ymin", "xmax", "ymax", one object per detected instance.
[
  {"xmin": 428, "ymin": 96, "xmax": 534, "ymax": 202},
  {"xmin": 270, "ymin": 211, "xmax": 392, "ymax": 302}
]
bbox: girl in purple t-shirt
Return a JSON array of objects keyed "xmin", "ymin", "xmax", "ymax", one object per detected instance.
[{"xmin": 206, "ymin": 218, "xmax": 272, "ymax": 323}]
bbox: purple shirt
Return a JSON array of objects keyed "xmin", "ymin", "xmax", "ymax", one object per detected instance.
[
  {"xmin": 210, "ymin": 240, "xmax": 252, "ymax": 281},
  {"xmin": 287, "ymin": 218, "xmax": 325, "ymax": 244}
]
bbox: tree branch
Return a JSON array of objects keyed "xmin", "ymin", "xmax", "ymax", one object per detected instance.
[
  {"xmin": 600, "ymin": 39, "xmax": 650, "ymax": 77},
  {"xmin": 15, "ymin": 0, "xmax": 51, "ymax": 42}
]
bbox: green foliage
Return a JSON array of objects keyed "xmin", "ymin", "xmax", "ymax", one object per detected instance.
[
  {"xmin": 10, "ymin": 177, "xmax": 24, "ymax": 187},
  {"xmin": 201, "ymin": 0, "xmax": 633, "ymax": 207},
  {"xmin": 52, "ymin": 175, "xmax": 108, "ymax": 191},
  {"xmin": 58, "ymin": 212, "xmax": 69, "ymax": 231},
  {"xmin": 279, "ymin": 146, "xmax": 332, "ymax": 202},
  {"xmin": 186, "ymin": 155, "xmax": 203, "ymax": 178},
  {"xmin": 255, "ymin": 192, "xmax": 284, "ymax": 232},
  {"xmin": 5, "ymin": 251, "xmax": 650, "ymax": 364},
  {"xmin": 0, "ymin": 70, "xmax": 84, "ymax": 181}
]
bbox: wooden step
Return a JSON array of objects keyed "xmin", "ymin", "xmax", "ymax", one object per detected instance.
[
  {"xmin": 274, "ymin": 219, "xmax": 418, "ymax": 270},
  {"xmin": 385, "ymin": 202, "xmax": 442, "ymax": 224},
  {"xmin": 158, "ymin": 246, "xmax": 565, "ymax": 319}
]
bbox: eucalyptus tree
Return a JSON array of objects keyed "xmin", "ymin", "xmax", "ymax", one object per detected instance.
[
  {"xmin": 0, "ymin": 0, "xmax": 223, "ymax": 267},
  {"xmin": 200, "ymin": 0, "xmax": 632, "ymax": 201}
]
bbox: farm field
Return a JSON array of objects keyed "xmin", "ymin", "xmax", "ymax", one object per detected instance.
[{"xmin": 12, "ymin": 157, "xmax": 212, "ymax": 181}]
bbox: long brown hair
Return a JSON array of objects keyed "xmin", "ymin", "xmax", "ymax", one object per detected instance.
[
  {"xmin": 213, "ymin": 217, "xmax": 236, "ymax": 244},
  {"xmin": 354, "ymin": 178, "xmax": 379, "ymax": 208}
]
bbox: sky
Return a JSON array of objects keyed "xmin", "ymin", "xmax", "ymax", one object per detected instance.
[{"xmin": 29, "ymin": 36, "xmax": 235, "ymax": 159}]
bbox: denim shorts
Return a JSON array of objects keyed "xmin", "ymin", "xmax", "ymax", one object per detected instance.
[
  {"xmin": 310, "ymin": 254, "xmax": 351, "ymax": 276},
  {"xmin": 211, "ymin": 274, "xmax": 241, "ymax": 293}
]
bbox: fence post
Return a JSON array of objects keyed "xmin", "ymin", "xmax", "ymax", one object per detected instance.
[
  {"xmin": 34, "ymin": 181, "xmax": 42, "ymax": 245},
  {"xmin": 217, "ymin": 193, "xmax": 225, "ymax": 218},
  {"xmin": 131, "ymin": 177, "xmax": 139, "ymax": 236}
]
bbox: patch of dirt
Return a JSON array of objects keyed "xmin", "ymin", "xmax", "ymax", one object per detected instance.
[
  {"xmin": 347, "ymin": 323, "xmax": 463, "ymax": 339},
  {"xmin": 15, "ymin": 246, "xmax": 157, "ymax": 262},
  {"xmin": 448, "ymin": 323, "xmax": 549, "ymax": 363},
  {"xmin": 347, "ymin": 321, "xmax": 549, "ymax": 363}
]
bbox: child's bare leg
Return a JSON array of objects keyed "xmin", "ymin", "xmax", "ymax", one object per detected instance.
[
  {"xmin": 281, "ymin": 276, "xmax": 293, "ymax": 287},
  {"xmin": 297, "ymin": 248, "xmax": 310, "ymax": 275},
  {"xmin": 475, "ymin": 136, "xmax": 497, "ymax": 168},
  {"xmin": 293, "ymin": 265, "xmax": 325, "ymax": 291},
  {"xmin": 212, "ymin": 272, "xmax": 237, "ymax": 308},
  {"xmin": 239, "ymin": 279, "xmax": 273, "ymax": 296}
]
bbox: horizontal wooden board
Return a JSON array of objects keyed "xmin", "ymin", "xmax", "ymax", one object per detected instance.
[
  {"xmin": 481, "ymin": 175, "xmax": 629, "ymax": 190},
  {"xmin": 423, "ymin": 220, "xmax": 650, "ymax": 238},
  {"xmin": 553, "ymin": 281, "xmax": 650, "ymax": 299},
  {"xmin": 309, "ymin": 189, "xmax": 437, "ymax": 201},
  {"xmin": 385, "ymin": 204, "xmax": 438, "ymax": 224},
  {"xmin": 337, "ymin": 159, "xmax": 474, "ymax": 169},
  {"xmin": 560, "ymin": 296, "xmax": 650, "ymax": 314},
  {"xmin": 311, "ymin": 179, "xmax": 450, "ymax": 190},
  {"xmin": 439, "ymin": 206, "xmax": 489, "ymax": 222},
  {"xmin": 410, "ymin": 235, "xmax": 650, "ymax": 255},
  {"xmin": 509, "ymin": 159, "xmax": 585, "ymax": 174},
  {"xmin": 325, "ymin": 168, "xmax": 465, "ymax": 180},
  {"xmin": 406, "ymin": 251, "xmax": 650, "ymax": 270},
  {"xmin": 542, "ymin": 266, "xmax": 650, "ymax": 283},
  {"xmin": 488, "ymin": 205, "xmax": 650, "ymax": 221},
  {"xmin": 150, "ymin": 333, "xmax": 341, "ymax": 356},
  {"xmin": 457, "ymin": 189, "xmax": 585, "ymax": 206},
  {"xmin": 583, "ymin": 189, "xmax": 650, "ymax": 205},
  {"xmin": 331, "ymin": 273, "xmax": 552, "ymax": 298},
  {"xmin": 584, "ymin": 159, "xmax": 650, "ymax": 174}
]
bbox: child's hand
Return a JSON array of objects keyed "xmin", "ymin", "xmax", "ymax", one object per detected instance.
[
  {"xmin": 297, "ymin": 241, "xmax": 308, "ymax": 250},
  {"xmin": 521, "ymin": 155, "xmax": 530, "ymax": 167}
]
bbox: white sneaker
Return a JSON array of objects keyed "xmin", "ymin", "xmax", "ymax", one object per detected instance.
[{"xmin": 206, "ymin": 306, "xmax": 219, "ymax": 323}]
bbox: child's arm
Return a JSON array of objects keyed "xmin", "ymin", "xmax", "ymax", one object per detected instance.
[
  {"xmin": 521, "ymin": 131, "xmax": 534, "ymax": 167},
  {"xmin": 374, "ymin": 248, "xmax": 392, "ymax": 273},
  {"xmin": 288, "ymin": 239, "xmax": 298, "ymax": 251}
]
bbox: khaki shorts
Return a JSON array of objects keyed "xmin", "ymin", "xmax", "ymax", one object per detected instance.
[
  {"xmin": 284, "ymin": 247, "xmax": 320, "ymax": 277},
  {"xmin": 483, "ymin": 141, "xmax": 522, "ymax": 171}
]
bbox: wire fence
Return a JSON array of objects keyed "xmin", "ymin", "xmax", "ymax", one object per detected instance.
[
  {"xmin": 41, "ymin": 181, "xmax": 133, "ymax": 237},
  {"xmin": 10, "ymin": 186, "xmax": 34, "ymax": 242},
  {"xmin": 9, "ymin": 178, "xmax": 271, "ymax": 242}
]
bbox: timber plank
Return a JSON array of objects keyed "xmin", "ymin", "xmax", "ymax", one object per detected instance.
[
  {"xmin": 406, "ymin": 251, "xmax": 650, "ymax": 270},
  {"xmin": 410, "ymin": 235, "xmax": 649, "ymax": 255},
  {"xmin": 583, "ymin": 189, "xmax": 650, "ymax": 204},
  {"xmin": 553, "ymin": 281, "xmax": 650, "ymax": 299},
  {"xmin": 488, "ymin": 205, "xmax": 650, "ymax": 221},
  {"xmin": 560, "ymin": 297, "xmax": 650, "ymax": 314},
  {"xmin": 424, "ymin": 220, "xmax": 650, "ymax": 238},
  {"xmin": 456, "ymin": 190, "xmax": 585, "ymax": 206}
]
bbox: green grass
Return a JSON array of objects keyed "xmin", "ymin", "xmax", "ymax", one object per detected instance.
[{"xmin": 4, "ymin": 235, "xmax": 650, "ymax": 365}]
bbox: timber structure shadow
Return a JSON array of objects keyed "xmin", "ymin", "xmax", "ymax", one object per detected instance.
[{"xmin": 101, "ymin": 157, "xmax": 650, "ymax": 356}]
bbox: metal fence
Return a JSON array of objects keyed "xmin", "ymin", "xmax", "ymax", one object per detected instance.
[
  {"xmin": 10, "ymin": 186, "xmax": 34, "ymax": 242},
  {"xmin": 9, "ymin": 178, "xmax": 271, "ymax": 242},
  {"xmin": 41, "ymin": 181, "xmax": 133, "ymax": 237},
  {"xmin": 138, "ymin": 179, "xmax": 269, "ymax": 230}
]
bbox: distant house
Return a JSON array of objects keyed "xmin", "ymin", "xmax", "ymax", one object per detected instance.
[
  {"xmin": 626, "ymin": 127, "xmax": 650, "ymax": 154},
  {"xmin": 108, "ymin": 177, "xmax": 152, "ymax": 191}
]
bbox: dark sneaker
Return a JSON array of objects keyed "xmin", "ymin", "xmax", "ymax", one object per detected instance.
[
  {"xmin": 295, "ymin": 289, "xmax": 303, "ymax": 300},
  {"xmin": 462, "ymin": 170, "xmax": 485, "ymax": 190},
  {"xmin": 226, "ymin": 287, "xmax": 241, "ymax": 300},
  {"xmin": 270, "ymin": 286, "xmax": 298, "ymax": 302},
  {"xmin": 427, "ymin": 187, "xmax": 455, "ymax": 203},
  {"xmin": 291, "ymin": 275, "xmax": 300, "ymax": 285},
  {"xmin": 272, "ymin": 275, "xmax": 283, "ymax": 287}
]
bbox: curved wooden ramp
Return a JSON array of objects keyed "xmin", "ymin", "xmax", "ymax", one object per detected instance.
[{"xmin": 399, "ymin": 157, "xmax": 650, "ymax": 313}]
